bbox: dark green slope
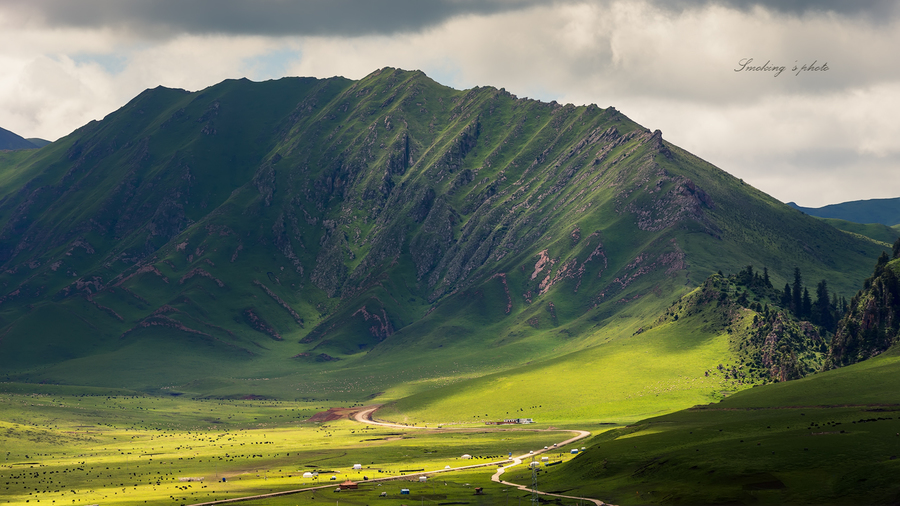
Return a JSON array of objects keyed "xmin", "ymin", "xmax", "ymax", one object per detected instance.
[
  {"xmin": 0, "ymin": 68, "xmax": 884, "ymax": 396},
  {"xmin": 0, "ymin": 126, "xmax": 38, "ymax": 151}
]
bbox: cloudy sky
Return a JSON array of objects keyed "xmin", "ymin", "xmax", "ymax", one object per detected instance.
[{"xmin": 2, "ymin": 0, "xmax": 899, "ymax": 207}]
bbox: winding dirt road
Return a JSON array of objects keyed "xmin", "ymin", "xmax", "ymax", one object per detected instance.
[
  {"xmin": 190, "ymin": 406, "xmax": 613, "ymax": 505},
  {"xmin": 355, "ymin": 405, "xmax": 612, "ymax": 505}
]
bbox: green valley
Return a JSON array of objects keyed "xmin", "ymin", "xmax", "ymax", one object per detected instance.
[{"xmin": 1, "ymin": 67, "xmax": 898, "ymax": 505}]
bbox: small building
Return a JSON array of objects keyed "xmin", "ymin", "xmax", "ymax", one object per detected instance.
[
  {"xmin": 352, "ymin": 464, "xmax": 363, "ymax": 470},
  {"xmin": 418, "ymin": 476, "xmax": 427, "ymax": 482},
  {"xmin": 570, "ymin": 449, "xmax": 579, "ymax": 454},
  {"xmin": 400, "ymin": 488, "xmax": 410, "ymax": 495},
  {"xmin": 475, "ymin": 487, "xmax": 484, "ymax": 495},
  {"xmin": 339, "ymin": 480, "xmax": 358, "ymax": 490},
  {"xmin": 540, "ymin": 456, "xmax": 549, "ymax": 462},
  {"xmin": 528, "ymin": 461, "xmax": 540, "ymax": 468}
]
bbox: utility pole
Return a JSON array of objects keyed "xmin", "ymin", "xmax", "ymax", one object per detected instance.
[{"xmin": 531, "ymin": 456, "xmax": 538, "ymax": 506}]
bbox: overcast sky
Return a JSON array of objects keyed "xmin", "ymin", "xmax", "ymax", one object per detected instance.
[{"xmin": 2, "ymin": 0, "xmax": 899, "ymax": 207}]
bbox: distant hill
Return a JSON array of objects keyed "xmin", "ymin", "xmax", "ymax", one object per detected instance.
[
  {"xmin": 817, "ymin": 217, "xmax": 900, "ymax": 245},
  {"xmin": 26, "ymin": 138, "xmax": 51, "ymax": 148},
  {"xmin": 789, "ymin": 197, "xmax": 900, "ymax": 226},
  {"xmin": 0, "ymin": 126, "xmax": 39, "ymax": 150}
]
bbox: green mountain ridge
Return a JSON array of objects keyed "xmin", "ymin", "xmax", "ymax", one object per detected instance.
[
  {"xmin": 0, "ymin": 68, "xmax": 885, "ymax": 401},
  {"xmin": 789, "ymin": 197, "xmax": 900, "ymax": 227},
  {"xmin": 0, "ymin": 126, "xmax": 40, "ymax": 151}
]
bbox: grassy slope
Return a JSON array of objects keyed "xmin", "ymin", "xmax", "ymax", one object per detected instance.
[
  {"xmin": 816, "ymin": 217, "xmax": 900, "ymax": 245},
  {"xmin": 528, "ymin": 345, "xmax": 900, "ymax": 505}
]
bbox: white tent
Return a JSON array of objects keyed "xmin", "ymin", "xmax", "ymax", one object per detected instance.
[
  {"xmin": 302, "ymin": 472, "xmax": 316, "ymax": 478},
  {"xmin": 460, "ymin": 454, "xmax": 472, "ymax": 459},
  {"xmin": 352, "ymin": 464, "xmax": 362, "ymax": 470}
]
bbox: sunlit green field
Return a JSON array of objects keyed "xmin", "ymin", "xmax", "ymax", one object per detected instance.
[{"xmin": 0, "ymin": 385, "xmax": 585, "ymax": 505}]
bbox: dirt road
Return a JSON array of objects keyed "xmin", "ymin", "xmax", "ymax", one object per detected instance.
[{"xmin": 189, "ymin": 405, "xmax": 614, "ymax": 505}]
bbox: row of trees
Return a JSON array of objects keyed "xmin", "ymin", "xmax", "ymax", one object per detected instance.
[
  {"xmin": 733, "ymin": 264, "xmax": 846, "ymax": 333},
  {"xmin": 733, "ymin": 237, "xmax": 900, "ymax": 334},
  {"xmin": 779, "ymin": 268, "xmax": 847, "ymax": 332}
]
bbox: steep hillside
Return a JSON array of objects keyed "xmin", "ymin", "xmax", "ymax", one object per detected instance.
[
  {"xmin": 826, "ymin": 247, "xmax": 900, "ymax": 368},
  {"xmin": 0, "ymin": 68, "xmax": 884, "ymax": 397}
]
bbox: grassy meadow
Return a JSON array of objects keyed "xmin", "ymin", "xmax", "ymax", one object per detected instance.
[
  {"xmin": 378, "ymin": 285, "xmax": 756, "ymax": 427},
  {"xmin": 0, "ymin": 384, "xmax": 585, "ymax": 506}
]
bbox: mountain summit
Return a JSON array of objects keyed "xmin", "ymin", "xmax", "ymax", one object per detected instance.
[{"xmin": 0, "ymin": 68, "xmax": 883, "ymax": 395}]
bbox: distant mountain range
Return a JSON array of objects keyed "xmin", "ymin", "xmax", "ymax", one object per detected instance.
[
  {"xmin": 789, "ymin": 197, "xmax": 900, "ymax": 226},
  {"xmin": 0, "ymin": 126, "xmax": 49, "ymax": 150}
]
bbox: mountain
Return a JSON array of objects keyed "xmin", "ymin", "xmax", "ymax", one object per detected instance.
[
  {"xmin": 26, "ymin": 138, "xmax": 52, "ymax": 148},
  {"xmin": 789, "ymin": 197, "xmax": 900, "ymax": 226},
  {"xmin": 0, "ymin": 126, "xmax": 39, "ymax": 150},
  {"xmin": 0, "ymin": 68, "xmax": 885, "ymax": 400}
]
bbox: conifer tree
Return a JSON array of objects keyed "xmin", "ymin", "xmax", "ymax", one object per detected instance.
[
  {"xmin": 792, "ymin": 267, "xmax": 803, "ymax": 315},
  {"xmin": 893, "ymin": 237, "xmax": 900, "ymax": 259},
  {"xmin": 781, "ymin": 283, "xmax": 792, "ymax": 308},
  {"xmin": 801, "ymin": 287, "xmax": 812, "ymax": 319},
  {"xmin": 814, "ymin": 280, "xmax": 834, "ymax": 331}
]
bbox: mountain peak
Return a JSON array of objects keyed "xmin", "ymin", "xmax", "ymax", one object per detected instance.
[{"xmin": 0, "ymin": 126, "xmax": 39, "ymax": 151}]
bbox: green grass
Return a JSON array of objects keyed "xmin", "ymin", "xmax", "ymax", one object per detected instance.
[
  {"xmin": 531, "ymin": 346, "xmax": 900, "ymax": 505},
  {"xmin": 816, "ymin": 217, "xmax": 900, "ymax": 246},
  {"xmin": 378, "ymin": 298, "xmax": 739, "ymax": 426},
  {"xmin": 0, "ymin": 386, "xmax": 573, "ymax": 505}
]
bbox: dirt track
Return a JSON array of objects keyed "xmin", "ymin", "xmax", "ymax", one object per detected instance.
[{"xmin": 189, "ymin": 405, "xmax": 614, "ymax": 506}]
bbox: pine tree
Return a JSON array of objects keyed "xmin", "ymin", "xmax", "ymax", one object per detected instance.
[
  {"xmin": 781, "ymin": 283, "xmax": 792, "ymax": 308},
  {"xmin": 814, "ymin": 280, "xmax": 834, "ymax": 331},
  {"xmin": 801, "ymin": 288, "xmax": 812, "ymax": 319},
  {"xmin": 893, "ymin": 237, "xmax": 900, "ymax": 259},
  {"xmin": 763, "ymin": 266, "xmax": 771, "ymax": 288},
  {"xmin": 792, "ymin": 267, "xmax": 803, "ymax": 315}
]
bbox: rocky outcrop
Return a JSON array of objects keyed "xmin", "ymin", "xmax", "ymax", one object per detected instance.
[
  {"xmin": 243, "ymin": 309, "xmax": 282, "ymax": 340},
  {"xmin": 826, "ymin": 258, "xmax": 900, "ymax": 368},
  {"xmin": 253, "ymin": 280, "xmax": 304, "ymax": 326},
  {"xmin": 179, "ymin": 268, "xmax": 225, "ymax": 287},
  {"xmin": 352, "ymin": 305, "xmax": 394, "ymax": 340}
]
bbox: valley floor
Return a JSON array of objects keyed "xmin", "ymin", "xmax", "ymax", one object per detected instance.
[{"xmin": 0, "ymin": 387, "xmax": 610, "ymax": 506}]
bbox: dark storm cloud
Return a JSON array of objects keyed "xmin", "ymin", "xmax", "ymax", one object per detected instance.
[
  {"xmin": 665, "ymin": 0, "xmax": 899, "ymax": 18},
  {"xmin": 7, "ymin": 0, "xmax": 546, "ymax": 37}
]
